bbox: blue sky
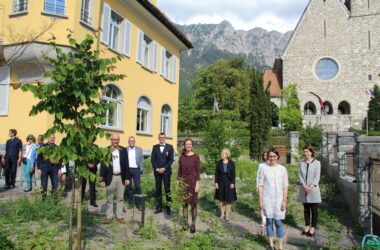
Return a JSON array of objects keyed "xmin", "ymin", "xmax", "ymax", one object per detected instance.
[{"xmin": 158, "ymin": 0, "xmax": 309, "ymax": 33}]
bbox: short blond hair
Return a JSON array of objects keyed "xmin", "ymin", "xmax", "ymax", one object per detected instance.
[{"xmin": 221, "ymin": 148, "xmax": 231, "ymax": 158}]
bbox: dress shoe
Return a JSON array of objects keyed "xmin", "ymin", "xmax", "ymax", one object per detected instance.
[
  {"xmin": 190, "ymin": 224, "xmax": 196, "ymax": 234},
  {"xmin": 103, "ymin": 218, "xmax": 111, "ymax": 224},
  {"xmin": 154, "ymin": 208, "xmax": 162, "ymax": 214},
  {"xmin": 90, "ymin": 203, "xmax": 98, "ymax": 208},
  {"xmin": 118, "ymin": 217, "xmax": 125, "ymax": 224}
]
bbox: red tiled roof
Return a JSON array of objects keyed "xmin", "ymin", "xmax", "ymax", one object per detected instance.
[{"xmin": 263, "ymin": 69, "xmax": 282, "ymax": 97}]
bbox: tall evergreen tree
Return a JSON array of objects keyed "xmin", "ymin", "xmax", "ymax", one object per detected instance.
[
  {"xmin": 248, "ymin": 69, "xmax": 272, "ymax": 160},
  {"xmin": 368, "ymin": 84, "xmax": 380, "ymax": 130}
]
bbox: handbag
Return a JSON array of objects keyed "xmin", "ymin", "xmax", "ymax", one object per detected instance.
[{"xmin": 22, "ymin": 145, "xmax": 33, "ymax": 165}]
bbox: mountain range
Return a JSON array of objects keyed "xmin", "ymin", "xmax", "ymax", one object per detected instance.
[{"xmin": 178, "ymin": 20, "xmax": 292, "ymax": 97}]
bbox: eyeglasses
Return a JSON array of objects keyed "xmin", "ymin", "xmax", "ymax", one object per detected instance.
[
  {"xmin": 268, "ymin": 155, "xmax": 278, "ymax": 158},
  {"xmin": 28, "ymin": 137, "xmax": 33, "ymax": 140}
]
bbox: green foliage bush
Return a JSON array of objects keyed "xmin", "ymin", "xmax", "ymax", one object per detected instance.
[
  {"xmin": 279, "ymin": 84, "xmax": 303, "ymax": 132},
  {"xmin": 368, "ymin": 84, "xmax": 380, "ymax": 130},
  {"xmin": 299, "ymin": 124, "xmax": 323, "ymax": 150},
  {"xmin": 235, "ymin": 160, "xmax": 258, "ymax": 180}
]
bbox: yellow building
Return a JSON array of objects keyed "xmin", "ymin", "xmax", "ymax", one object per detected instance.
[{"xmin": 0, "ymin": 0, "xmax": 192, "ymax": 152}]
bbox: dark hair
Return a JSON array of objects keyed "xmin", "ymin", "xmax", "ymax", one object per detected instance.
[
  {"xmin": 268, "ymin": 147, "xmax": 280, "ymax": 159},
  {"xmin": 303, "ymin": 145, "xmax": 315, "ymax": 157},
  {"xmin": 26, "ymin": 134, "xmax": 36, "ymax": 143},
  {"xmin": 261, "ymin": 148, "xmax": 269, "ymax": 161},
  {"xmin": 181, "ymin": 138, "xmax": 193, "ymax": 156},
  {"xmin": 9, "ymin": 129, "xmax": 17, "ymax": 136},
  {"xmin": 158, "ymin": 132, "xmax": 166, "ymax": 136}
]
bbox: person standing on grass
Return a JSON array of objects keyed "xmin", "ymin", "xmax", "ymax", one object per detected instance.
[
  {"xmin": 2, "ymin": 129, "xmax": 22, "ymax": 189},
  {"xmin": 30, "ymin": 135, "xmax": 44, "ymax": 188},
  {"xmin": 151, "ymin": 133, "xmax": 174, "ymax": 215},
  {"xmin": 214, "ymin": 148, "xmax": 237, "ymax": 220},
  {"xmin": 100, "ymin": 133, "xmax": 130, "ymax": 224},
  {"xmin": 37, "ymin": 135, "xmax": 61, "ymax": 197},
  {"xmin": 256, "ymin": 148, "xmax": 269, "ymax": 227},
  {"xmin": 178, "ymin": 138, "xmax": 200, "ymax": 233},
  {"xmin": 22, "ymin": 134, "xmax": 38, "ymax": 192},
  {"xmin": 258, "ymin": 148, "xmax": 288, "ymax": 250},
  {"xmin": 299, "ymin": 145, "xmax": 321, "ymax": 237},
  {"xmin": 126, "ymin": 136, "xmax": 144, "ymax": 210}
]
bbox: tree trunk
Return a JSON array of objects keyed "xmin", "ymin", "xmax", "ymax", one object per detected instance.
[
  {"xmin": 69, "ymin": 172, "xmax": 75, "ymax": 250},
  {"xmin": 77, "ymin": 177, "xmax": 82, "ymax": 250}
]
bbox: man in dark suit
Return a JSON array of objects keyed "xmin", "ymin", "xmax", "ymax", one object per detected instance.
[
  {"xmin": 37, "ymin": 135, "xmax": 60, "ymax": 197},
  {"xmin": 127, "ymin": 136, "xmax": 144, "ymax": 210},
  {"xmin": 151, "ymin": 133, "xmax": 174, "ymax": 215},
  {"xmin": 2, "ymin": 129, "xmax": 22, "ymax": 189},
  {"xmin": 100, "ymin": 133, "xmax": 130, "ymax": 224},
  {"xmin": 81, "ymin": 158, "xmax": 99, "ymax": 208}
]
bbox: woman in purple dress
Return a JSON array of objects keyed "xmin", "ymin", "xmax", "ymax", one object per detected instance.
[{"xmin": 178, "ymin": 138, "xmax": 200, "ymax": 233}]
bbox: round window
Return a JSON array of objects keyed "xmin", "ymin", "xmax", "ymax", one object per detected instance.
[{"xmin": 315, "ymin": 58, "xmax": 339, "ymax": 80}]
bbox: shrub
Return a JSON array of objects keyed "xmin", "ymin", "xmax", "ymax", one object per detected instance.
[
  {"xmin": 235, "ymin": 160, "xmax": 258, "ymax": 180},
  {"xmin": 300, "ymin": 124, "xmax": 323, "ymax": 150}
]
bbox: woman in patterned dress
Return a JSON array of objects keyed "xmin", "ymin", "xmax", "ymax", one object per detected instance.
[{"xmin": 178, "ymin": 138, "xmax": 200, "ymax": 233}]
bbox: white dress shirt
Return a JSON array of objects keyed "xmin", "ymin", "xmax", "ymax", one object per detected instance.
[
  {"xmin": 112, "ymin": 149, "xmax": 121, "ymax": 174},
  {"xmin": 159, "ymin": 144, "xmax": 165, "ymax": 153},
  {"xmin": 128, "ymin": 147, "xmax": 138, "ymax": 168}
]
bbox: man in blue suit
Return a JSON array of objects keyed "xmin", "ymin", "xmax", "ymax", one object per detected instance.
[
  {"xmin": 151, "ymin": 133, "xmax": 174, "ymax": 215},
  {"xmin": 2, "ymin": 129, "xmax": 22, "ymax": 189}
]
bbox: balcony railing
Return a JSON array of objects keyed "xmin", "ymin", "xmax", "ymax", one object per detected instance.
[
  {"xmin": 80, "ymin": 8, "xmax": 92, "ymax": 25},
  {"xmin": 44, "ymin": 2, "xmax": 66, "ymax": 16},
  {"xmin": 14, "ymin": 2, "xmax": 28, "ymax": 12}
]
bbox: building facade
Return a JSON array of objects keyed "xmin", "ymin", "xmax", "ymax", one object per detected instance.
[
  {"xmin": 281, "ymin": 0, "xmax": 380, "ymax": 131},
  {"xmin": 0, "ymin": 0, "xmax": 192, "ymax": 152}
]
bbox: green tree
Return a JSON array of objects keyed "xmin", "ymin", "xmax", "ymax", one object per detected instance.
[
  {"xmin": 248, "ymin": 69, "xmax": 272, "ymax": 160},
  {"xmin": 279, "ymin": 83, "xmax": 303, "ymax": 131},
  {"xmin": 300, "ymin": 124, "xmax": 323, "ymax": 150},
  {"xmin": 368, "ymin": 84, "xmax": 380, "ymax": 130},
  {"xmin": 192, "ymin": 58, "xmax": 251, "ymax": 121},
  {"xmin": 22, "ymin": 34, "xmax": 124, "ymax": 249}
]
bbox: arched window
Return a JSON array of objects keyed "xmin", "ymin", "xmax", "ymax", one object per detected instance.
[
  {"xmin": 323, "ymin": 101, "xmax": 333, "ymax": 115},
  {"xmin": 304, "ymin": 102, "xmax": 317, "ymax": 115},
  {"xmin": 337, "ymin": 101, "xmax": 351, "ymax": 115},
  {"xmin": 102, "ymin": 84, "xmax": 122, "ymax": 128},
  {"xmin": 137, "ymin": 96, "xmax": 151, "ymax": 133},
  {"xmin": 160, "ymin": 105, "xmax": 172, "ymax": 136}
]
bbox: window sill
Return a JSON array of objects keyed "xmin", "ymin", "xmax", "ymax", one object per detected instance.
[
  {"xmin": 41, "ymin": 11, "xmax": 68, "ymax": 19},
  {"xmin": 141, "ymin": 64, "xmax": 155, "ymax": 73},
  {"xmin": 99, "ymin": 125, "xmax": 124, "ymax": 132},
  {"xmin": 9, "ymin": 11, "xmax": 28, "ymax": 17},
  {"xmin": 161, "ymin": 75, "xmax": 175, "ymax": 84},
  {"xmin": 136, "ymin": 131, "xmax": 153, "ymax": 137},
  {"xmin": 79, "ymin": 20, "xmax": 96, "ymax": 31}
]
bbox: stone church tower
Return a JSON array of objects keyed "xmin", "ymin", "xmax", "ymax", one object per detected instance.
[{"xmin": 281, "ymin": 0, "xmax": 380, "ymax": 131}]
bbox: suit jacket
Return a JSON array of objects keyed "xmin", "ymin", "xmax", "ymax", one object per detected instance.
[
  {"xmin": 214, "ymin": 159, "xmax": 236, "ymax": 185},
  {"xmin": 36, "ymin": 143, "xmax": 61, "ymax": 170},
  {"xmin": 4, "ymin": 138, "xmax": 22, "ymax": 161},
  {"xmin": 151, "ymin": 143, "xmax": 174, "ymax": 174},
  {"xmin": 100, "ymin": 146, "xmax": 130, "ymax": 186},
  {"xmin": 298, "ymin": 159, "xmax": 322, "ymax": 203},
  {"xmin": 128, "ymin": 146, "xmax": 144, "ymax": 173}
]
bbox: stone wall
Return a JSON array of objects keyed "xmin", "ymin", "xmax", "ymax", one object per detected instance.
[{"xmin": 321, "ymin": 131, "xmax": 380, "ymax": 234}]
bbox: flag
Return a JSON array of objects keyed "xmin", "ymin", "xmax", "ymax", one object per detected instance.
[
  {"xmin": 366, "ymin": 87, "xmax": 374, "ymax": 97},
  {"xmin": 309, "ymin": 92, "xmax": 325, "ymax": 115},
  {"xmin": 213, "ymin": 95, "xmax": 219, "ymax": 111}
]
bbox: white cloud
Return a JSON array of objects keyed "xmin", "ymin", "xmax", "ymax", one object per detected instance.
[{"xmin": 158, "ymin": 0, "xmax": 309, "ymax": 32}]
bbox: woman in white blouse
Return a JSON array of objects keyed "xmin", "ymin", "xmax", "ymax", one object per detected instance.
[
  {"xmin": 22, "ymin": 134, "xmax": 37, "ymax": 192},
  {"xmin": 258, "ymin": 148, "xmax": 289, "ymax": 250}
]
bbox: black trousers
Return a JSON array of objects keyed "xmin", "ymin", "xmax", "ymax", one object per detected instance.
[
  {"xmin": 5, "ymin": 158, "xmax": 18, "ymax": 186},
  {"xmin": 81, "ymin": 176, "xmax": 96, "ymax": 205},
  {"xmin": 303, "ymin": 203, "xmax": 318, "ymax": 227},
  {"xmin": 155, "ymin": 172, "xmax": 171, "ymax": 209}
]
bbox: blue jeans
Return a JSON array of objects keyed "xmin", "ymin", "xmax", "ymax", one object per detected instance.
[
  {"xmin": 266, "ymin": 218, "xmax": 285, "ymax": 238},
  {"xmin": 127, "ymin": 168, "xmax": 142, "ymax": 206},
  {"xmin": 22, "ymin": 159, "xmax": 32, "ymax": 190}
]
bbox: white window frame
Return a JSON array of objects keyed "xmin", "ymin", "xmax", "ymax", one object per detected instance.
[
  {"xmin": 0, "ymin": 66, "xmax": 11, "ymax": 116},
  {"xmin": 160, "ymin": 105, "xmax": 172, "ymax": 137},
  {"xmin": 100, "ymin": 4, "xmax": 132, "ymax": 56},
  {"xmin": 43, "ymin": 0, "xmax": 66, "ymax": 16},
  {"xmin": 13, "ymin": 0, "xmax": 28, "ymax": 13},
  {"xmin": 101, "ymin": 84, "xmax": 123, "ymax": 129},
  {"xmin": 80, "ymin": 0, "xmax": 94, "ymax": 25},
  {"xmin": 137, "ymin": 30, "xmax": 157, "ymax": 72},
  {"xmin": 136, "ymin": 97, "xmax": 152, "ymax": 134},
  {"xmin": 160, "ymin": 47, "xmax": 177, "ymax": 83}
]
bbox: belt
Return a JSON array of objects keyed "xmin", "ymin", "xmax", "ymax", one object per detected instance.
[{"xmin": 113, "ymin": 173, "xmax": 121, "ymax": 176}]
